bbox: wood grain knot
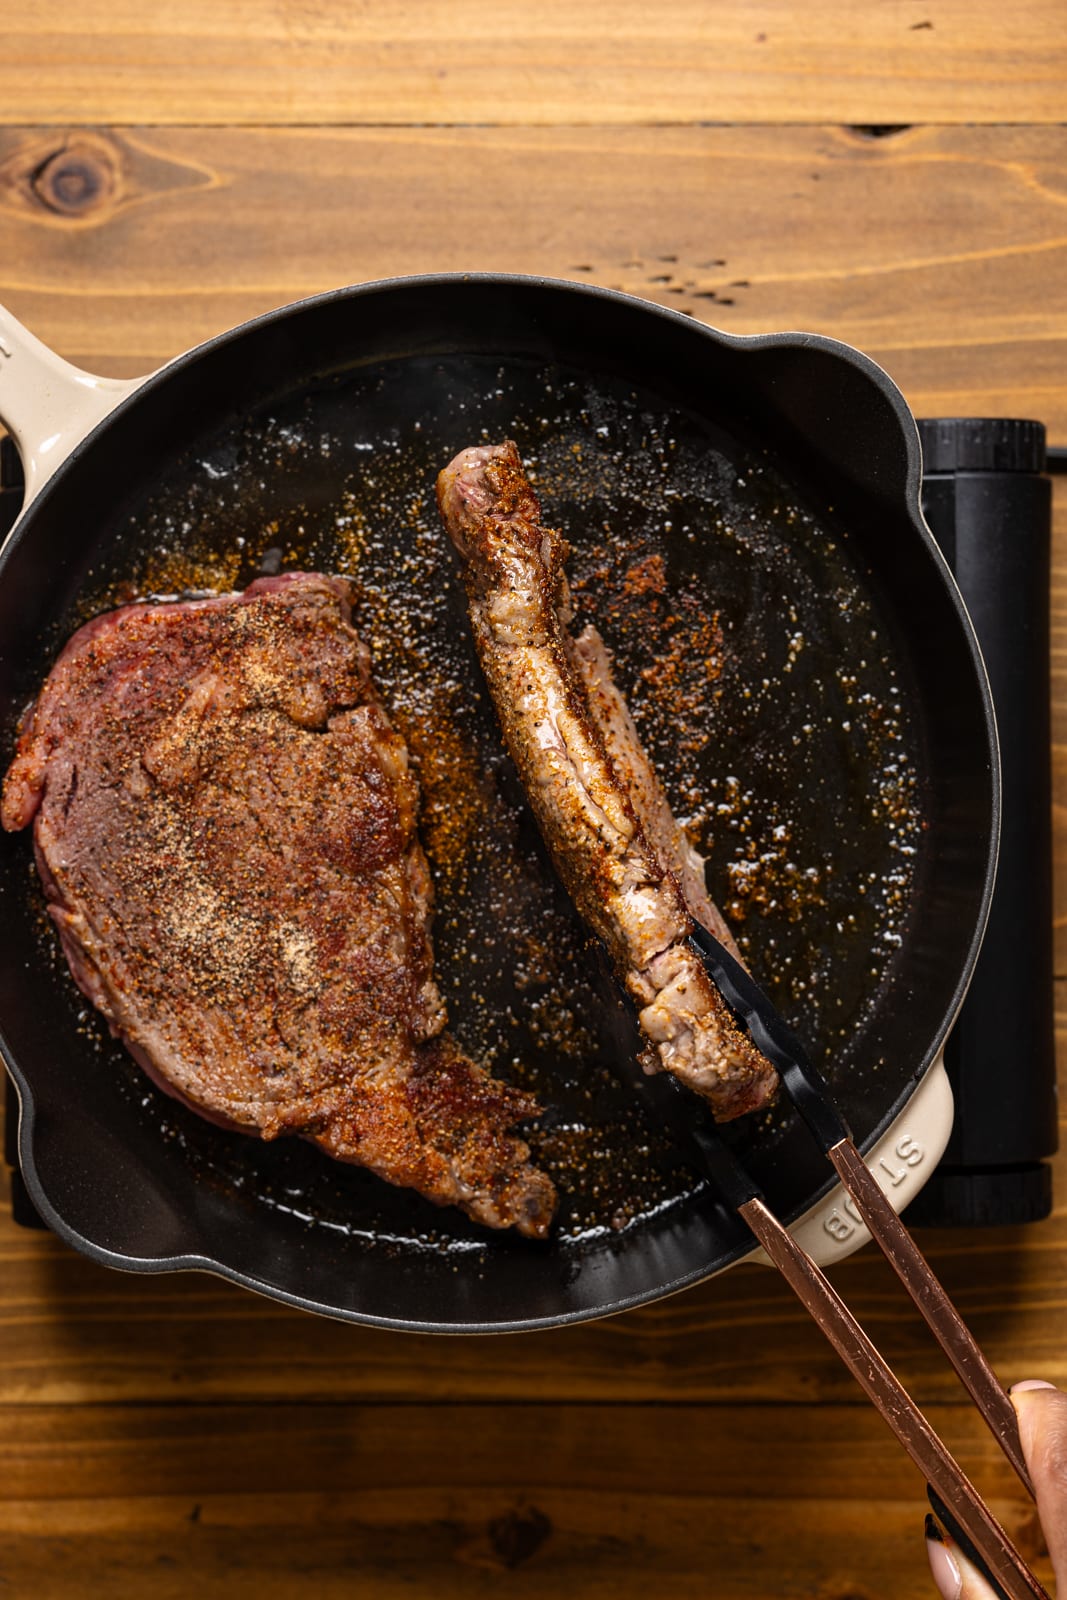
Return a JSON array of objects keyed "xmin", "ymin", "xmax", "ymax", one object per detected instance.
[
  {"xmin": 487, "ymin": 1506, "xmax": 552, "ymax": 1568},
  {"xmin": 31, "ymin": 141, "xmax": 118, "ymax": 217},
  {"xmin": 847, "ymin": 124, "xmax": 912, "ymax": 140}
]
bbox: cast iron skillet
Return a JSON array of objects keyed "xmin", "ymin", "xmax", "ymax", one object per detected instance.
[{"xmin": 0, "ymin": 275, "xmax": 997, "ymax": 1330}]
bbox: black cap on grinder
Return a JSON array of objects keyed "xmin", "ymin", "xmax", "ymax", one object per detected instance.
[{"xmin": 905, "ymin": 418, "xmax": 1057, "ymax": 1225}]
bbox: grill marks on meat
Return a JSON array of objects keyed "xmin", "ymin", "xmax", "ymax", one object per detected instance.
[
  {"xmin": 2, "ymin": 573, "xmax": 556, "ymax": 1237},
  {"xmin": 437, "ymin": 442, "xmax": 777, "ymax": 1121}
]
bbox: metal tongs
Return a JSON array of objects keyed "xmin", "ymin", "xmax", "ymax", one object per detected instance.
[{"xmin": 674, "ymin": 923, "xmax": 1048, "ymax": 1600}]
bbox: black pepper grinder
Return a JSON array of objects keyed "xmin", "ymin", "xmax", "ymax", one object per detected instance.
[{"xmin": 906, "ymin": 418, "xmax": 1058, "ymax": 1225}]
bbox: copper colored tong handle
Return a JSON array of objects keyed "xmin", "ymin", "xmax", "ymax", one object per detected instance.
[{"xmin": 683, "ymin": 926, "xmax": 1047, "ymax": 1600}]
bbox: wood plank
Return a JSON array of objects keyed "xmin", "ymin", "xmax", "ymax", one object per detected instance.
[
  {"xmin": 0, "ymin": 1401, "xmax": 1051, "ymax": 1599},
  {"xmin": 0, "ymin": 1399, "xmax": 990, "ymax": 1502},
  {"xmin": 0, "ymin": 1495, "xmax": 947, "ymax": 1600},
  {"xmin": 3, "ymin": 1, "xmax": 1066, "ymax": 126},
  {"xmin": 0, "ymin": 124, "xmax": 1065, "ymax": 430}
]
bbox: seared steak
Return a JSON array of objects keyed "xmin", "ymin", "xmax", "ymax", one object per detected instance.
[
  {"xmin": 437, "ymin": 442, "xmax": 777, "ymax": 1120},
  {"xmin": 567, "ymin": 624, "xmax": 746, "ymax": 966},
  {"xmin": 2, "ymin": 573, "xmax": 556, "ymax": 1236}
]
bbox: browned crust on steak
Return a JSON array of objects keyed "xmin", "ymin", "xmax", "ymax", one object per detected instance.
[
  {"xmin": 437, "ymin": 442, "xmax": 777, "ymax": 1121},
  {"xmin": 2, "ymin": 572, "xmax": 556, "ymax": 1237},
  {"xmin": 567, "ymin": 623, "xmax": 746, "ymax": 965}
]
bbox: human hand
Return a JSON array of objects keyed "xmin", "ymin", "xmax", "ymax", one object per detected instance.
[{"xmin": 926, "ymin": 1379, "xmax": 1067, "ymax": 1597}]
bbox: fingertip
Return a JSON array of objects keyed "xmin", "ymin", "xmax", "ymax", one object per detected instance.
[
  {"xmin": 926, "ymin": 1514, "xmax": 962, "ymax": 1599},
  {"xmin": 925, "ymin": 1514, "xmax": 1010, "ymax": 1599},
  {"xmin": 1010, "ymin": 1377, "xmax": 1065, "ymax": 1457}
]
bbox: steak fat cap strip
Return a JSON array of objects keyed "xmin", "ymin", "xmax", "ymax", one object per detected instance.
[{"xmin": 437, "ymin": 441, "xmax": 777, "ymax": 1121}]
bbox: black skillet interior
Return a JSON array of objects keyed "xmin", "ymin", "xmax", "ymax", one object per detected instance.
[{"xmin": 0, "ymin": 278, "xmax": 996, "ymax": 1330}]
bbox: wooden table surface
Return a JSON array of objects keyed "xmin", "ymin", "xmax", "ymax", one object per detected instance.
[{"xmin": 1, "ymin": 5, "xmax": 1065, "ymax": 1596}]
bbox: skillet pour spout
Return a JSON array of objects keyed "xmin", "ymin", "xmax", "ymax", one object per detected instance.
[{"xmin": 0, "ymin": 277, "xmax": 997, "ymax": 1331}]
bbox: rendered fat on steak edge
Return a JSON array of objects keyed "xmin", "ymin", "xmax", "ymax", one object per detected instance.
[
  {"xmin": 1, "ymin": 573, "xmax": 556, "ymax": 1237},
  {"xmin": 437, "ymin": 441, "xmax": 778, "ymax": 1121}
]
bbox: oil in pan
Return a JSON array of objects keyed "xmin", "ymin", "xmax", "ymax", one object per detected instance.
[{"xmin": 41, "ymin": 353, "xmax": 925, "ymax": 1255}]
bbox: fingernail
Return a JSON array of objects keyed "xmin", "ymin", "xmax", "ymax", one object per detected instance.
[
  {"xmin": 925, "ymin": 1514, "xmax": 962, "ymax": 1600},
  {"xmin": 1011, "ymin": 1378, "xmax": 1060, "ymax": 1457}
]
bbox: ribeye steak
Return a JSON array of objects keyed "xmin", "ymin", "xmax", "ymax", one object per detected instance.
[{"xmin": 1, "ymin": 572, "xmax": 556, "ymax": 1236}]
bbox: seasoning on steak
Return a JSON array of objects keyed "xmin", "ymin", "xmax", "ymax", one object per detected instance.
[
  {"xmin": 1, "ymin": 572, "xmax": 556, "ymax": 1237},
  {"xmin": 437, "ymin": 442, "xmax": 777, "ymax": 1121}
]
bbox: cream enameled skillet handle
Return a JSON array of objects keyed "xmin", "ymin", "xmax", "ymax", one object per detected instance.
[
  {"xmin": 0, "ymin": 301, "xmax": 146, "ymax": 520},
  {"xmin": 740, "ymin": 1052, "xmax": 954, "ymax": 1270}
]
